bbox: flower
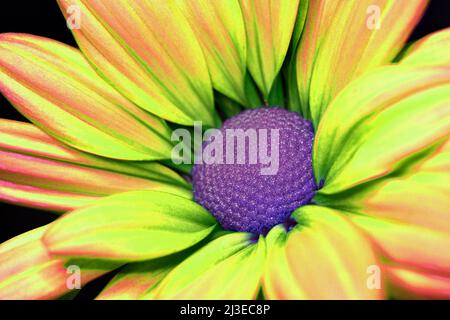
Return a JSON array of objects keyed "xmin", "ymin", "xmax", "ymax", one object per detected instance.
[{"xmin": 0, "ymin": 0, "xmax": 449, "ymax": 300}]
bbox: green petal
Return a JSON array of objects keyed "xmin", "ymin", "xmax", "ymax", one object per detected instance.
[
  {"xmin": 0, "ymin": 34, "xmax": 173, "ymax": 160},
  {"xmin": 401, "ymin": 27, "xmax": 450, "ymax": 67},
  {"xmin": 150, "ymin": 232, "xmax": 265, "ymax": 299},
  {"xmin": 0, "ymin": 226, "xmax": 119, "ymax": 299},
  {"xmin": 296, "ymin": 0, "xmax": 428, "ymax": 126},
  {"xmin": 314, "ymin": 65, "xmax": 450, "ymax": 194},
  {"xmin": 239, "ymin": 0, "xmax": 300, "ymax": 98},
  {"xmin": 58, "ymin": 0, "xmax": 217, "ymax": 127},
  {"xmin": 177, "ymin": 0, "xmax": 248, "ymax": 105},
  {"xmin": 43, "ymin": 191, "xmax": 217, "ymax": 261},
  {"xmin": 0, "ymin": 120, "xmax": 190, "ymax": 211},
  {"xmin": 96, "ymin": 254, "xmax": 186, "ymax": 300},
  {"xmin": 263, "ymin": 206, "xmax": 384, "ymax": 299}
]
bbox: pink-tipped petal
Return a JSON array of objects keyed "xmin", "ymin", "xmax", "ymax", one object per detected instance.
[
  {"xmin": 314, "ymin": 65, "xmax": 450, "ymax": 195},
  {"xmin": 0, "ymin": 226, "xmax": 119, "ymax": 300},
  {"xmin": 0, "ymin": 120, "xmax": 190, "ymax": 211},
  {"xmin": 263, "ymin": 206, "xmax": 384, "ymax": 300},
  {"xmin": 43, "ymin": 191, "xmax": 217, "ymax": 261},
  {"xmin": 263, "ymin": 206, "xmax": 385, "ymax": 299},
  {"xmin": 0, "ymin": 33, "xmax": 173, "ymax": 160},
  {"xmin": 401, "ymin": 27, "xmax": 450, "ymax": 67},
  {"xmin": 177, "ymin": 0, "xmax": 247, "ymax": 104},
  {"xmin": 239, "ymin": 0, "xmax": 301, "ymax": 97},
  {"xmin": 297, "ymin": 0, "xmax": 428, "ymax": 125},
  {"xmin": 387, "ymin": 266, "xmax": 450, "ymax": 299},
  {"xmin": 58, "ymin": 0, "xmax": 217, "ymax": 126},
  {"xmin": 151, "ymin": 232, "xmax": 265, "ymax": 300}
]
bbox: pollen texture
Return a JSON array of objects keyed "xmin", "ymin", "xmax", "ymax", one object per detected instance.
[{"xmin": 192, "ymin": 107, "xmax": 316, "ymax": 234}]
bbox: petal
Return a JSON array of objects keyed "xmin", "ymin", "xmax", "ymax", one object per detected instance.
[
  {"xmin": 351, "ymin": 215, "xmax": 450, "ymax": 278},
  {"xmin": 296, "ymin": 0, "xmax": 428, "ymax": 125},
  {"xmin": 401, "ymin": 27, "xmax": 450, "ymax": 67},
  {"xmin": 263, "ymin": 206, "xmax": 384, "ymax": 299},
  {"xmin": 43, "ymin": 191, "xmax": 217, "ymax": 261},
  {"xmin": 177, "ymin": 0, "xmax": 247, "ymax": 105},
  {"xmin": 239, "ymin": 0, "xmax": 300, "ymax": 97},
  {"xmin": 151, "ymin": 232, "xmax": 265, "ymax": 299},
  {"xmin": 0, "ymin": 33, "xmax": 173, "ymax": 160},
  {"xmin": 0, "ymin": 225, "xmax": 119, "ymax": 300},
  {"xmin": 314, "ymin": 65, "xmax": 450, "ymax": 194},
  {"xmin": 333, "ymin": 138, "xmax": 450, "ymax": 235},
  {"xmin": 58, "ymin": 0, "xmax": 217, "ymax": 127},
  {"xmin": 96, "ymin": 254, "xmax": 185, "ymax": 300},
  {"xmin": 0, "ymin": 120, "xmax": 190, "ymax": 211},
  {"xmin": 386, "ymin": 266, "xmax": 450, "ymax": 299}
]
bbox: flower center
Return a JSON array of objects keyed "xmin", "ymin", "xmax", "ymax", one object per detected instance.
[{"xmin": 192, "ymin": 107, "xmax": 316, "ymax": 234}]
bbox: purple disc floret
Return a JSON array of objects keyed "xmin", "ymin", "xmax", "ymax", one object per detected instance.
[{"xmin": 192, "ymin": 107, "xmax": 317, "ymax": 234}]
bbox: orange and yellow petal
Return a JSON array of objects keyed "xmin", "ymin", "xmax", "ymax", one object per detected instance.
[
  {"xmin": 58, "ymin": 0, "xmax": 217, "ymax": 127},
  {"xmin": 314, "ymin": 65, "xmax": 450, "ymax": 195},
  {"xmin": 263, "ymin": 206, "xmax": 384, "ymax": 300},
  {"xmin": 96, "ymin": 254, "xmax": 186, "ymax": 300},
  {"xmin": 0, "ymin": 120, "xmax": 189, "ymax": 211},
  {"xmin": 296, "ymin": 0, "xmax": 428, "ymax": 125},
  {"xmin": 401, "ymin": 27, "xmax": 450, "ymax": 67},
  {"xmin": 351, "ymin": 215, "xmax": 450, "ymax": 281},
  {"xmin": 332, "ymin": 138, "xmax": 450, "ymax": 236},
  {"xmin": 177, "ymin": 0, "xmax": 247, "ymax": 105},
  {"xmin": 386, "ymin": 266, "xmax": 450, "ymax": 299},
  {"xmin": 0, "ymin": 225, "xmax": 119, "ymax": 300},
  {"xmin": 239, "ymin": 0, "xmax": 301, "ymax": 98},
  {"xmin": 43, "ymin": 191, "xmax": 217, "ymax": 261},
  {"xmin": 0, "ymin": 33, "xmax": 173, "ymax": 160},
  {"xmin": 151, "ymin": 232, "xmax": 265, "ymax": 300}
]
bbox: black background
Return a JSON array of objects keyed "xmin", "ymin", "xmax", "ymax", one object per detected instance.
[{"xmin": 0, "ymin": 0, "xmax": 449, "ymax": 241}]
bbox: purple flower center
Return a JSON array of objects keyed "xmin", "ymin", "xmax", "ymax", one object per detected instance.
[{"xmin": 192, "ymin": 107, "xmax": 316, "ymax": 234}]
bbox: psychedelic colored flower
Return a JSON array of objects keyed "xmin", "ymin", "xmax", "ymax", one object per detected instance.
[{"xmin": 0, "ymin": 0, "xmax": 449, "ymax": 300}]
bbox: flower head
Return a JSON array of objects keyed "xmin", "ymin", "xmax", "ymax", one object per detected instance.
[{"xmin": 0, "ymin": 0, "xmax": 449, "ymax": 300}]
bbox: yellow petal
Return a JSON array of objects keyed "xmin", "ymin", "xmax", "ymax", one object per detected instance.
[
  {"xmin": 0, "ymin": 33, "xmax": 173, "ymax": 160},
  {"xmin": 263, "ymin": 206, "xmax": 384, "ymax": 299},
  {"xmin": 177, "ymin": 0, "xmax": 247, "ymax": 104},
  {"xmin": 0, "ymin": 120, "xmax": 190, "ymax": 211},
  {"xmin": 401, "ymin": 27, "xmax": 450, "ymax": 67},
  {"xmin": 239, "ymin": 0, "xmax": 300, "ymax": 97},
  {"xmin": 152, "ymin": 232, "xmax": 265, "ymax": 299},
  {"xmin": 297, "ymin": 0, "xmax": 428, "ymax": 125},
  {"xmin": 0, "ymin": 226, "xmax": 118, "ymax": 299},
  {"xmin": 58, "ymin": 0, "xmax": 217, "ymax": 126}
]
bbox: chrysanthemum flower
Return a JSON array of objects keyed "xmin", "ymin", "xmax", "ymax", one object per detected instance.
[{"xmin": 0, "ymin": 0, "xmax": 449, "ymax": 300}]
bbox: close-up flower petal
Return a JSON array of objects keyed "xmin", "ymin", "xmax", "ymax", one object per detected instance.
[
  {"xmin": 151, "ymin": 232, "xmax": 265, "ymax": 299},
  {"xmin": 0, "ymin": 33, "xmax": 173, "ymax": 160},
  {"xmin": 296, "ymin": 0, "xmax": 428, "ymax": 125},
  {"xmin": 58, "ymin": 0, "xmax": 218, "ymax": 127},
  {"xmin": 0, "ymin": 225, "xmax": 119, "ymax": 300},
  {"xmin": 263, "ymin": 206, "xmax": 383, "ymax": 299},
  {"xmin": 0, "ymin": 119, "xmax": 189, "ymax": 211},
  {"xmin": 43, "ymin": 191, "xmax": 217, "ymax": 261}
]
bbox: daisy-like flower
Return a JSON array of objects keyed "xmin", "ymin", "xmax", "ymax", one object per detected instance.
[{"xmin": 0, "ymin": 0, "xmax": 449, "ymax": 300}]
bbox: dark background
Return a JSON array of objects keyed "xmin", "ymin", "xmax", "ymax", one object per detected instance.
[{"xmin": 0, "ymin": 1, "xmax": 449, "ymax": 242}]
